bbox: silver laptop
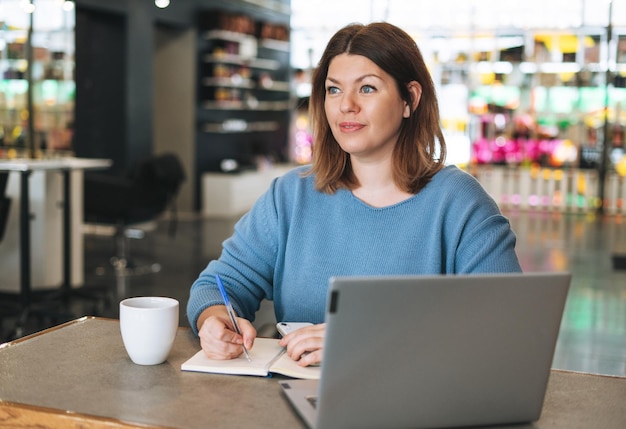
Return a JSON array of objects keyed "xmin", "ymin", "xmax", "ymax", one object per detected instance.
[{"xmin": 280, "ymin": 272, "xmax": 571, "ymax": 429}]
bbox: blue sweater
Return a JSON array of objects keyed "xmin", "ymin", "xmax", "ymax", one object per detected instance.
[{"xmin": 187, "ymin": 165, "xmax": 521, "ymax": 334}]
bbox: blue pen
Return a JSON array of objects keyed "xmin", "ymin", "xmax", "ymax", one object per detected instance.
[{"xmin": 216, "ymin": 274, "xmax": 251, "ymax": 362}]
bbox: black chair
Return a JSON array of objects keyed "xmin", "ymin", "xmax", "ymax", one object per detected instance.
[{"xmin": 83, "ymin": 152, "xmax": 186, "ymax": 298}]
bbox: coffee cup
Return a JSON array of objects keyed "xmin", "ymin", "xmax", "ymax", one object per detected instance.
[{"xmin": 120, "ymin": 296, "xmax": 179, "ymax": 365}]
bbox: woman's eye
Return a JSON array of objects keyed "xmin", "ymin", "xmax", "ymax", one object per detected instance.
[
  {"xmin": 326, "ymin": 86, "xmax": 340, "ymax": 94},
  {"xmin": 361, "ymin": 85, "xmax": 376, "ymax": 94}
]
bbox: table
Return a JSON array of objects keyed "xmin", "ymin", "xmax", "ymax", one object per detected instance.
[
  {"xmin": 1, "ymin": 317, "xmax": 625, "ymax": 429},
  {"xmin": 0, "ymin": 158, "xmax": 112, "ymax": 337}
]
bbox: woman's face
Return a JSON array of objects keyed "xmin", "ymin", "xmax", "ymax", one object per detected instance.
[{"xmin": 324, "ymin": 53, "xmax": 413, "ymax": 163}]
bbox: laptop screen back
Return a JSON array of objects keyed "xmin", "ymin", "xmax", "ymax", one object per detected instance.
[{"xmin": 313, "ymin": 272, "xmax": 570, "ymax": 429}]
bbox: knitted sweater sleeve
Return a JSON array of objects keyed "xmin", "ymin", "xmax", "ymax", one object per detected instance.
[
  {"xmin": 186, "ymin": 178, "xmax": 281, "ymax": 335},
  {"xmin": 435, "ymin": 168, "xmax": 522, "ymax": 274}
]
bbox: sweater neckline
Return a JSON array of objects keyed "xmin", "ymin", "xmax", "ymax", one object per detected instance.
[
  {"xmin": 345, "ymin": 188, "xmax": 419, "ymax": 210},
  {"xmin": 340, "ymin": 165, "xmax": 454, "ymax": 210}
]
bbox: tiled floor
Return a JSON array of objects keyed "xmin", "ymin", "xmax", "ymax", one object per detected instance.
[{"xmin": 2, "ymin": 209, "xmax": 625, "ymax": 377}]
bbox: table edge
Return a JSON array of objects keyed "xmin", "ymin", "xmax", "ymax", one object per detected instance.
[
  {"xmin": 550, "ymin": 368, "xmax": 626, "ymax": 380},
  {"xmin": 0, "ymin": 400, "xmax": 173, "ymax": 429},
  {"xmin": 0, "ymin": 316, "xmax": 104, "ymax": 349},
  {"xmin": 1, "ymin": 317, "xmax": 194, "ymax": 351}
]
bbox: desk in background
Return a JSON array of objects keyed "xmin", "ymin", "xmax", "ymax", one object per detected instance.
[
  {"xmin": 0, "ymin": 317, "xmax": 625, "ymax": 429},
  {"xmin": 0, "ymin": 158, "xmax": 112, "ymax": 337}
]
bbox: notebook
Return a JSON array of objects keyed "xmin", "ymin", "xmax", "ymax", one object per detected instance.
[
  {"xmin": 181, "ymin": 337, "xmax": 320, "ymax": 379},
  {"xmin": 280, "ymin": 272, "xmax": 571, "ymax": 429}
]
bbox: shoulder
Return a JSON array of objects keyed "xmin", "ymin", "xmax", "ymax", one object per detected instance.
[
  {"xmin": 275, "ymin": 165, "xmax": 313, "ymax": 185},
  {"xmin": 432, "ymin": 164, "xmax": 477, "ymax": 184},
  {"xmin": 270, "ymin": 165, "xmax": 316, "ymax": 196},
  {"xmin": 256, "ymin": 165, "xmax": 318, "ymax": 215},
  {"xmin": 422, "ymin": 165, "xmax": 500, "ymax": 215},
  {"xmin": 427, "ymin": 165, "xmax": 486, "ymax": 197}
]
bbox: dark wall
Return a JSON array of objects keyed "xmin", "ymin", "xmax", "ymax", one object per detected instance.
[
  {"xmin": 74, "ymin": 8, "xmax": 126, "ymax": 174},
  {"xmin": 125, "ymin": 0, "xmax": 155, "ymax": 170},
  {"xmin": 73, "ymin": 0, "xmax": 199, "ymax": 174}
]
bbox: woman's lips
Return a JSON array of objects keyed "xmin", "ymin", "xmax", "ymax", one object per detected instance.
[{"xmin": 339, "ymin": 122, "xmax": 365, "ymax": 132}]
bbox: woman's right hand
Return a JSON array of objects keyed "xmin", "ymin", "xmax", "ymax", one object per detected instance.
[
  {"xmin": 197, "ymin": 306, "xmax": 256, "ymax": 360},
  {"xmin": 279, "ymin": 323, "xmax": 326, "ymax": 367}
]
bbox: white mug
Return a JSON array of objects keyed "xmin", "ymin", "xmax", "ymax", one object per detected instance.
[{"xmin": 120, "ymin": 296, "xmax": 179, "ymax": 365}]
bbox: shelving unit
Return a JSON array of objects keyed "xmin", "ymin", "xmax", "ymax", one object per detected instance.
[
  {"xmin": 0, "ymin": 3, "xmax": 75, "ymax": 158},
  {"xmin": 416, "ymin": 27, "xmax": 626, "ymax": 213},
  {"xmin": 390, "ymin": 25, "xmax": 626, "ymax": 214},
  {"xmin": 194, "ymin": 4, "xmax": 291, "ymax": 209},
  {"xmin": 199, "ymin": 25, "xmax": 291, "ymax": 135},
  {"xmin": 427, "ymin": 27, "xmax": 626, "ymax": 155}
]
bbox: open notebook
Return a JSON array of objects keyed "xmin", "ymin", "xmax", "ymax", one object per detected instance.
[{"xmin": 181, "ymin": 337, "xmax": 320, "ymax": 380}]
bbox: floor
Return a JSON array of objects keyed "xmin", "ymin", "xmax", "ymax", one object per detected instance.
[
  {"xmin": 2, "ymin": 209, "xmax": 625, "ymax": 377},
  {"xmin": 508, "ymin": 210, "xmax": 626, "ymax": 377}
]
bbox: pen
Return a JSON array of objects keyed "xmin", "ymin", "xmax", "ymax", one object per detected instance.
[{"xmin": 215, "ymin": 274, "xmax": 251, "ymax": 362}]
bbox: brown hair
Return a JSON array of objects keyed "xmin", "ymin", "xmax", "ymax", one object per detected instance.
[{"xmin": 308, "ymin": 22, "xmax": 446, "ymax": 194}]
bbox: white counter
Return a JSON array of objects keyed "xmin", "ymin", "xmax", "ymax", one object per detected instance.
[{"xmin": 202, "ymin": 164, "xmax": 296, "ymax": 218}]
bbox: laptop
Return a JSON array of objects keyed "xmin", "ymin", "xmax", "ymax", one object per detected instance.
[{"xmin": 280, "ymin": 272, "xmax": 571, "ymax": 429}]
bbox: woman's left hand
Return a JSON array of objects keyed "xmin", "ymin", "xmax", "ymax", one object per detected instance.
[{"xmin": 278, "ymin": 323, "xmax": 326, "ymax": 367}]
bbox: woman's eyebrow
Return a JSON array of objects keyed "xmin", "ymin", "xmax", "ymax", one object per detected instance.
[{"xmin": 325, "ymin": 74, "xmax": 381, "ymax": 84}]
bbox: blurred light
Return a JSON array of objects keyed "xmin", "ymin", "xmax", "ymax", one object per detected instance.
[
  {"xmin": 492, "ymin": 61, "xmax": 513, "ymax": 74},
  {"xmin": 616, "ymin": 154, "xmax": 626, "ymax": 177},
  {"xmin": 22, "ymin": 1, "xmax": 35, "ymax": 13},
  {"xmin": 519, "ymin": 62, "xmax": 538, "ymax": 74},
  {"xmin": 474, "ymin": 61, "xmax": 514, "ymax": 74},
  {"xmin": 63, "ymin": 1, "xmax": 75, "ymax": 12},
  {"xmin": 155, "ymin": 0, "xmax": 170, "ymax": 8},
  {"xmin": 551, "ymin": 140, "xmax": 578, "ymax": 166},
  {"xmin": 539, "ymin": 62, "xmax": 581, "ymax": 73}
]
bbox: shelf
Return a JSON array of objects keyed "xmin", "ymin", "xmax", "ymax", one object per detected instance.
[
  {"xmin": 202, "ymin": 76, "xmax": 290, "ymax": 93},
  {"xmin": 202, "ymin": 100, "xmax": 290, "ymax": 111},
  {"xmin": 259, "ymin": 38, "xmax": 289, "ymax": 52},
  {"xmin": 0, "ymin": 58, "xmax": 74, "ymax": 64},
  {"xmin": 203, "ymin": 30, "xmax": 289, "ymax": 53},
  {"xmin": 202, "ymin": 120, "xmax": 280, "ymax": 134},
  {"xmin": 444, "ymin": 60, "xmax": 626, "ymax": 75},
  {"xmin": 240, "ymin": 0, "xmax": 290, "ymax": 15},
  {"xmin": 202, "ymin": 76, "xmax": 255, "ymax": 88},
  {"xmin": 257, "ymin": 80, "xmax": 290, "ymax": 92},
  {"xmin": 0, "ymin": 78, "xmax": 75, "ymax": 84},
  {"xmin": 204, "ymin": 53, "xmax": 280, "ymax": 70},
  {"xmin": 204, "ymin": 29, "xmax": 255, "ymax": 44},
  {"xmin": 0, "ymin": 106, "xmax": 73, "ymax": 113}
]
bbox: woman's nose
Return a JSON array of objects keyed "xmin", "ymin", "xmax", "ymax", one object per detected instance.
[{"xmin": 340, "ymin": 93, "xmax": 358, "ymax": 113}]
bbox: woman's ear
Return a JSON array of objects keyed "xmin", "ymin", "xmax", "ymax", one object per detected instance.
[{"xmin": 403, "ymin": 81, "xmax": 422, "ymax": 118}]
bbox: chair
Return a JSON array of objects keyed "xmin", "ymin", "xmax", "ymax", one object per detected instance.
[{"xmin": 83, "ymin": 152, "xmax": 186, "ymax": 299}]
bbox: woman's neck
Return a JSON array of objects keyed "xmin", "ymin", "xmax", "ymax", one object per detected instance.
[{"xmin": 351, "ymin": 160, "xmax": 413, "ymax": 208}]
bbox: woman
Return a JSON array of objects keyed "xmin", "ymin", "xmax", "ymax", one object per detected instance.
[{"xmin": 187, "ymin": 22, "xmax": 521, "ymax": 367}]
